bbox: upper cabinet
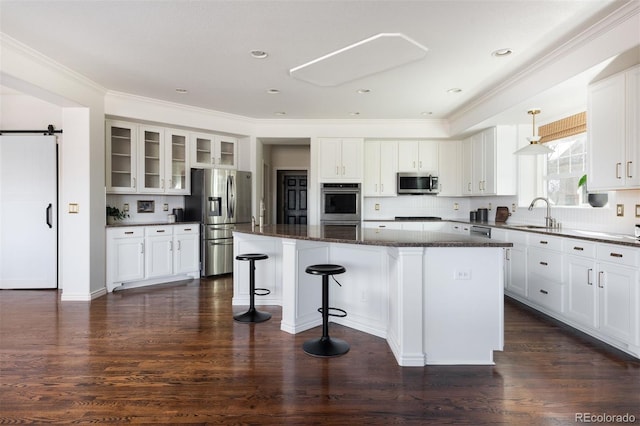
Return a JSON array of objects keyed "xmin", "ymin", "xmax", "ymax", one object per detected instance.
[
  {"xmin": 397, "ymin": 140, "xmax": 438, "ymax": 174},
  {"xmin": 165, "ymin": 129, "xmax": 190, "ymax": 194},
  {"xmin": 106, "ymin": 120, "xmax": 138, "ymax": 193},
  {"xmin": 587, "ymin": 65, "xmax": 640, "ymax": 190},
  {"xmin": 364, "ymin": 141, "xmax": 398, "ymax": 197},
  {"xmin": 318, "ymin": 138, "xmax": 363, "ymax": 182},
  {"xmin": 138, "ymin": 125, "xmax": 165, "ymax": 193},
  {"xmin": 437, "ymin": 140, "xmax": 461, "ymax": 196},
  {"xmin": 190, "ymin": 133, "xmax": 237, "ymax": 169},
  {"xmin": 461, "ymin": 126, "xmax": 517, "ymax": 196}
]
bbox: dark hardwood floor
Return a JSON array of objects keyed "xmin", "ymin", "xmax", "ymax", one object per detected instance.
[{"xmin": 1, "ymin": 276, "xmax": 638, "ymax": 424}]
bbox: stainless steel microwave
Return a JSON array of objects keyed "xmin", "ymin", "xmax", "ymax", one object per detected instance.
[{"xmin": 397, "ymin": 173, "xmax": 439, "ymax": 194}]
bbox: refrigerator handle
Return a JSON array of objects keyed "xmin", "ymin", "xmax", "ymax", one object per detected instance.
[
  {"xmin": 45, "ymin": 203, "xmax": 53, "ymax": 229},
  {"xmin": 227, "ymin": 174, "xmax": 235, "ymax": 219}
]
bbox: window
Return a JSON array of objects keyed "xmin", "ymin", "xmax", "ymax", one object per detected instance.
[{"xmin": 544, "ymin": 133, "xmax": 587, "ymax": 206}]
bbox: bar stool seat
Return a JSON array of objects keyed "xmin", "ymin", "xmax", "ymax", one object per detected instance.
[
  {"xmin": 303, "ymin": 264, "xmax": 349, "ymax": 357},
  {"xmin": 233, "ymin": 253, "xmax": 271, "ymax": 323}
]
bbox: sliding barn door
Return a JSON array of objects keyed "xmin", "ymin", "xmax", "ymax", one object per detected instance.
[{"xmin": 0, "ymin": 135, "xmax": 57, "ymax": 289}]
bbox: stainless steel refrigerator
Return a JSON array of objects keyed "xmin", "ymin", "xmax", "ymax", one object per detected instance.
[{"xmin": 185, "ymin": 169, "xmax": 252, "ymax": 276}]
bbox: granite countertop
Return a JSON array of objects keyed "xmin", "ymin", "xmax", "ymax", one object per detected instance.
[
  {"xmin": 106, "ymin": 221, "xmax": 200, "ymax": 228},
  {"xmin": 234, "ymin": 224, "xmax": 512, "ymax": 248},
  {"xmin": 364, "ymin": 218, "xmax": 640, "ymax": 248}
]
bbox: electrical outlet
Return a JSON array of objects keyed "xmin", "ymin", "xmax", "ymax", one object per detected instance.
[
  {"xmin": 454, "ymin": 269, "xmax": 471, "ymax": 280},
  {"xmin": 68, "ymin": 203, "xmax": 79, "ymax": 214},
  {"xmin": 163, "ymin": 203, "xmax": 169, "ymax": 211},
  {"xmin": 123, "ymin": 203, "xmax": 129, "ymax": 212},
  {"xmin": 616, "ymin": 204, "xmax": 624, "ymax": 216},
  {"xmin": 511, "ymin": 203, "xmax": 516, "ymax": 212},
  {"xmin": 488, "ymin": 203, "xmax": 492, "ymax": 210},
  {"xmin": 374, "ymin": 203, "xmax": 380, "ymax": 211},
  {"xmin": 453, "ymin": 203, "xmax": 459, "ymax": 210}
]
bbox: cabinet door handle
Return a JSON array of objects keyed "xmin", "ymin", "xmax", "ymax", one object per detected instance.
[
  {"xmin": 587, "ymin": 268, "xmax": 593, "ymax": 285},
  {"xmin": 573, "ymin": 246, "xmax": 584, "ymax": 251},
  {"xmin": 419, "ymin": 161, "xmax": 422, "ymax": 169},
  {"xmin": 124, "ymin": 231, "xmax": 134, "ymax": 235},
  {"xmin": 627, "ymin": 161, "xmax": 633, "ymax": 178},
  {"xmin": 616, "ymin": 162, "xmax": 622, "ymax": 179},
  {"xmin": 177, "ymin": 241, "xmax": 181, "ymax": 250},
  {"xmin": 598, "ymin": 271, "xmax": 604, "ymax": 288},
  {"xmin": 156, "ymin": 229, "xmax": 165, "ymax": 233},
  {"xmin": 505, "ymin": 249, "xmax": 510, "ymax": 261},
  {"xmin": 336, "ymin": 166, "xmax": 339, "ymax": 175},
  {"xmin": 609, "ymin": 252, "xmax": 623, "ymax": 258},
  {"xmin": 374, "ymin": 184, "xmax": 377, "ymax": 192},
  {"xmin": 169, "ymin": 241, "xmax": 173, "ymax": 251},
  {"xmin": 540, "ymin": 240, "xmax": 548, "ymax": 244},
  {"xmin": 413, "ymin": 161, "xmax": 416, "ymax": 168},
  {"xmin": 140, "ymin": 242, "xmax": 144, "ymax": 254},
  {"xmin": 132, "ymin": 177, "xmax": 136, "ymax": 188},
  {"xmin": 468, "ymin": 182, "xmax": 471, "ymax": 191},
  {"xmin": 540, "ymin": 289, "xmax": 548, "ymax": 295},
  {"xmin": 342, "ymin": 166, "xmax": 345, "ymax": 174},
  {"xmin": 539, "ymin": 261, "xmax": 548, "ymax": 266},
  {"xmin": 184, "ymin": 228, "xmax": 192, "ymax": 231}
]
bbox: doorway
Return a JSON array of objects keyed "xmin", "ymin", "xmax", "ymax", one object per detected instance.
[{"xmin": 277, "ymin": 170, "xmax": 308, "ymax": 224}]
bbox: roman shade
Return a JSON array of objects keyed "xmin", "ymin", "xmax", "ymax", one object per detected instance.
[{"xmin": 539, "ymin": 111, "xmax": 586, "ymax": 143}]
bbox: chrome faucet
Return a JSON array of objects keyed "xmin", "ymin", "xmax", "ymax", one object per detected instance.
[{"xmin": 528, "ymin": 197, "xmax": 556, "ymax": 228}]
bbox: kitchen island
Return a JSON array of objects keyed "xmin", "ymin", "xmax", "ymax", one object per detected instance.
[{"xmin": 232, "ymin": 224, "xmax": 512, "ymax": 366}]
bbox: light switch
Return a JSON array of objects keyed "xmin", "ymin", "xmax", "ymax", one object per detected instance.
[{"xmin": 68, "ymin": 203, "xmax": 79, "ymax": 214}]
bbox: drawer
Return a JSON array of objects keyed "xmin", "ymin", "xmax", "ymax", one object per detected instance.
[
  {"xmin": 529, "ymin": 234, "xmax": 562, "ymax": 251},
  {"xmin": 174, "ymin": 224, "xmax": 199, "ymax": 235},
  {"xmin": 528, "ymin": 247, "xmax": 563, "ymax": 281},
  {"xmin": 596, "ymin": 243, "xmax": 639, "ymax": 267},
  {"xmin": 145, "ymin": 225, "xmax": 174, "ymax": 236},
  {"xmin": 528, "ymin": 278, "xmax": 564, "ymax": 313},
  {"xmin": 562, "ymin": 238, "xmax": 596, "ymax": 258},
  {"xmin": 108, "ymin": 227, "xmax": 143, "ymax": 238}
]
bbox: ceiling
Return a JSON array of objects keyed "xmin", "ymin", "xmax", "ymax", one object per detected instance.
[{"xmin": 0, "ymin": 0, "xmax": 632, "ymax": 127}]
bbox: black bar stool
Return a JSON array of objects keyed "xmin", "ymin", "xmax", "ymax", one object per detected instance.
[
  {"xmin": 303, "ymin": 264, "xmax": 349, "ymax": 357},
  {"xmin": 233, "ymin": 253, "xmax": 271, "ymax": 323}
]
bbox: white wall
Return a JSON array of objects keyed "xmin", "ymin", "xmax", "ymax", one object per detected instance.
[{"xmin": 1, "ymin": 34, "xmax": 107, "ymax": 301}]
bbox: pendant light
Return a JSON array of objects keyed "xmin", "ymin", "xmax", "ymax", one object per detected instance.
[{"xmin": 514, "ymin": 109, "xmax": 554, "ymax": 155}]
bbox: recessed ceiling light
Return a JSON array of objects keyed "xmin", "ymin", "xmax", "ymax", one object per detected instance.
[
  {"xmin": 356, "ymin": 89, "xmax": 371, "ymax": 94},
  {"xmin": 250, "ymin": 50, "xmax": 268, "ymax": 59},
  {"xmin": 175, "ymin": 88, "xmax": 188, "ymax": 93},
  {"xmin": 266, "ymin": 88, "xmax": 280, "ymax": 94},
  {"xmin": 447, "ymin": 88, "xmax": 462, "ymax": 94},
  {"xmin": 492, "ymin": 48, "xmax": 513, "ymax": 57},
  {"xmin": 275, "ymin": 111, "xmax": 286, "ymax": 116}
]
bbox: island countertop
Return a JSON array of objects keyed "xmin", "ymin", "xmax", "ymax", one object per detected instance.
[{"xmin": 234, "ymin": 224, "xmax": 512, "ymax": 248}]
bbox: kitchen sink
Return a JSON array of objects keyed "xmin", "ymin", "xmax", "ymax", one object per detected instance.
[{"xmin": 510, "ymin": 225, "xmax": 552, "ymax": 230}]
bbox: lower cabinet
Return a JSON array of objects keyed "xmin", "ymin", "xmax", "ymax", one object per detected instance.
[
  {"xmin": 508, "ymin": 234, "xmax": 640, "ymax": 358},
  {"xmin": 106, "ymin": 224, "xmax": 200, "ymax": 292}
]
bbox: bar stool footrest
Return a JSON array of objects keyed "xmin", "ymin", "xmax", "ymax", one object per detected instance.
[
  {"xmin": 254, "ymin": 288, "xmax": 271, "ymax": 296},
  {"xmin": 317, "ymin": 307, "xmax": 347, "ymax": 318}
]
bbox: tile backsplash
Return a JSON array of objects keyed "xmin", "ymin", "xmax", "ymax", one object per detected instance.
[{"xmin": 364, "ymin": 189, "xmax": 640, "ymax": 236}]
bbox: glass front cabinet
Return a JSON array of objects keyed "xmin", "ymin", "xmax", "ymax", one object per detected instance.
[{"xmin": 106, "ymin": 120, "xmax": 138, "ymax": 193}]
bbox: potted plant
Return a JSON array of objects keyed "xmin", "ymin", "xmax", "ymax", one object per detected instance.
[
  {"xmin": 106, "ymin": 205, "xmax": 129, "ymax": 224},
  {"xmin": 578, "ymin": 174, "xmax": 608, "ymax": 207}
]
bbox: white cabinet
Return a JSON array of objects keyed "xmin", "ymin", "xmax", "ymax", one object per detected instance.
[
  {"xmin": 318, "ymin": 138, "xmax": 363, "ymax": 181},
  {"xmin": 588, "ymin": 65, "xmax": 640, "ymax": 190},
  {"xmin": 565, "ymin": 239, "xmax": 598, "ymax": 328},
  {"xmin": 174, "ymin": 225, "xmax": 200, "ymax": 274},
  {"xmin": 165, "ymin": 129, "xmax": 190, "ymax": 194},
  {"xmin": 461, "ymin": 126, "xmax": 517, "ymax": 196},
  {"xmin": 145, "ymin": 226, "xmax": 174, "ymax": 278},
  {"xmin": 106, "ymin": 224, "xmax": 200, "ymax": 292},
  {"xmin": 595, "ymin": 244, "xmax": 639, "ymax": 345},
  {"xmin": 106, "ymin": 120, "xmax": 138, "ymax": 193},
  {"xmin": 437, "ymin": 140, "xmax": 461, "ymax": 196},
  {"xmin": 527, "ymin": 235, "xmax": 564, "ymax": 313},
  {"xmin": 397, "ymin": 140, "xmax": 438, "ymax": 174},
  {"xmin": 106, "ymin": 227, "xmax": 145, "ymax": 290},
  {"xmin": 190, "ymin": 133, "xmax": 237, "ymax": 169},
  {"xmin": 494, "ymin": 229, "xmax": 528, "ymax": 297},
  {"xmin": 106, "ymin": 120, "xmax": 191, "ymax": 194},
  {"xmin": 364, "ymin": 141, "xmax": 397, "ymax": 196},
  {"xmin": 138, "ymin": 125, "xmax": 165, "ymax": 193}
]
